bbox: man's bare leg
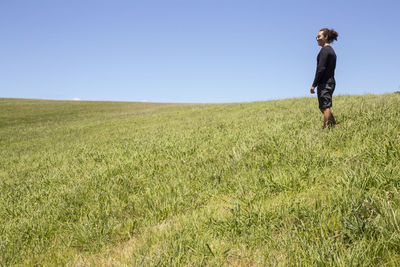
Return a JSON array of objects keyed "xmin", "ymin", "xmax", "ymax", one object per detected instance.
[
  {"xmin": 320, "ymin": 108, "xmax": 337, "ymax": 129},
  {"xmin": 328, "ymin": 109, "xmax": 337, "ymax": 127}
]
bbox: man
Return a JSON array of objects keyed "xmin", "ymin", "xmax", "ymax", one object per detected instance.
[{"xmin": 311, "ymin": 28, "xmax": 339, "ymax": 129}]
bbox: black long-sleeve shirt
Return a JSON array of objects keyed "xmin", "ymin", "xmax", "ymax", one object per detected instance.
[{"xmin": 312, "ymin": 46, "xmax": 336, "ymax": 87}]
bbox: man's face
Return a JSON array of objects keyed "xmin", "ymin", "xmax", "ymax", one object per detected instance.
[{"xmin": 316, "ymin": 31, "xmax": 327, "ymax": 46}]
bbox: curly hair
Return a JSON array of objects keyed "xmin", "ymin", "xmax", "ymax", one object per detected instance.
[{"xmin": 320, "ymin": 28, "xmax": 338, "ymax": 43}]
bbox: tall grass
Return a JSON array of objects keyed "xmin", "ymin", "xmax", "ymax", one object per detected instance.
[{"xmin": 0, "ymin": 94, "xmax": 399, "ymax": 266}]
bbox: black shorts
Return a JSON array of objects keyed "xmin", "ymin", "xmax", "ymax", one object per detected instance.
[{"xmin": 317, "ymin": 81, "xmax": 335, "ymax": 109}]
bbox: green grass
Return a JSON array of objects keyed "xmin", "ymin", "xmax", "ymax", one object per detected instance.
[{"xmin": 1, "ymin": 94, "xmax": 399, "ymax": 266}]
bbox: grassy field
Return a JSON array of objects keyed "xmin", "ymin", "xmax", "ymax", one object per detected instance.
[{"xmin": 1, "ymin": 94, "xmax": 399, "ymax": 266}]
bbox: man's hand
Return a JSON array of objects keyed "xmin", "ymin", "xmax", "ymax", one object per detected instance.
[{"xmin": 310, "ymin": 86, "xmax": 315, "ymax": 94}]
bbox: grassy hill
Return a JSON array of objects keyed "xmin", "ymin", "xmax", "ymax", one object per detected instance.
[{"xmin": 1, "ymin": 94, "xmax": 399, "ymax": 266}]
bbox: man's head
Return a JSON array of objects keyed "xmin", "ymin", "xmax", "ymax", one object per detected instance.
[{"xmin": 316, "ymin": 28, "xmax": 338, "ymax": 47}]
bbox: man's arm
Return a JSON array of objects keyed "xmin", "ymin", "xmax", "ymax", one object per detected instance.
[{"xmin": 312, "ymin": 48, "xmax": 329, "ymax": 88}]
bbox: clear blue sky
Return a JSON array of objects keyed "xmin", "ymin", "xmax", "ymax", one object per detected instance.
[{"xmin": 1, "ymin": 0, "xmax": 399, "ymax": 103}]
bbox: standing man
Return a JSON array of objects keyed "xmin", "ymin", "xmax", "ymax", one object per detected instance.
[{"xmin": 311, "ymin": 28, "xmax": 339, "ymax": 129}]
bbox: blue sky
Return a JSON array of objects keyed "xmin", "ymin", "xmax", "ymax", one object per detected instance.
[{"xmin": 1, "ymin": 0, "xmax": 399, "ymax": 103}]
